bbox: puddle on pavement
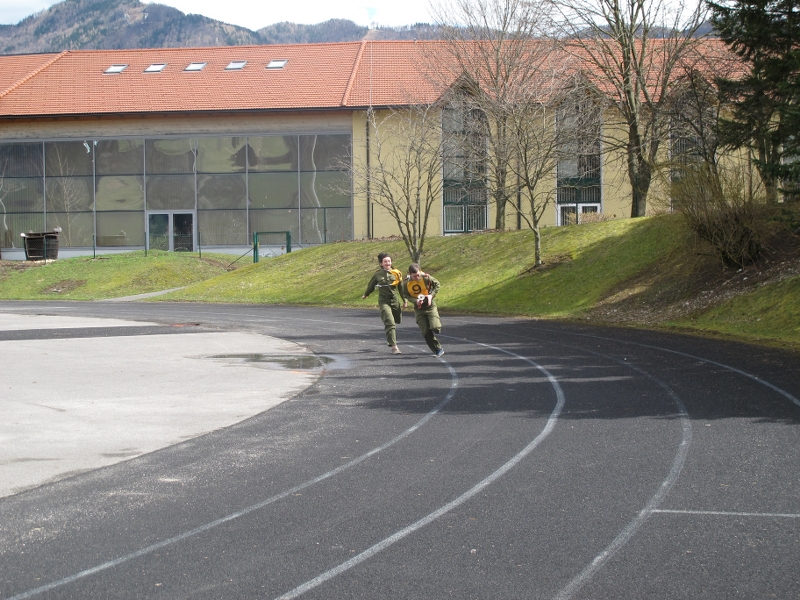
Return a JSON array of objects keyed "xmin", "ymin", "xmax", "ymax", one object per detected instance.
[{"xmin": 205, "ymin": 354, "xmax": 334, "ymax": 370}]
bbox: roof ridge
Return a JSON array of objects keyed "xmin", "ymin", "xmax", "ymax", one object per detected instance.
[
  {"xmin": 0, "ymin": 50, "xmax": 68, "ymax": 99},
  {"xmin": 341, "ymin": 40, "xmax": 367, "ymax": 107},
  {"xmin": 49, "ymin": 41, "xmax": 370, "ymax": 56}
]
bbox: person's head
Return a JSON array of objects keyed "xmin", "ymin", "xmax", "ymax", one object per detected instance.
[
  {"xmin": 408, "ymin": 263, "xmax": 422, "ymax": 280},
  {"xmin": 377, "ymin": 252, "xmax": 392, "ymax": 270}
]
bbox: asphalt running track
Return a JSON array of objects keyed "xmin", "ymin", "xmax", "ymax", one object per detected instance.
[{"xmin": 0, "ymin": 301, "xmax": 798, "ymax": 599}]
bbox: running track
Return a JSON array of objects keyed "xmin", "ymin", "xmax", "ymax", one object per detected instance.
[{"xmin": 1, "ymin": 301, "xmax": 798, "ymax": 599}]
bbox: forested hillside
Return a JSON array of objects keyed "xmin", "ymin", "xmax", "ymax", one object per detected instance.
[{"xmin": 0, "ymin": 0, "xmax": 439, "ymax": 55}]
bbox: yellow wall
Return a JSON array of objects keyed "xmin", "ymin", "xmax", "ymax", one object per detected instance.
[
  {"xmin": 351, "ymin": 108, "xmax": 443, "ymax": 241},
  {"xmin": 0, "ymin": 111, "xmax": 353, "ymax": 140}
]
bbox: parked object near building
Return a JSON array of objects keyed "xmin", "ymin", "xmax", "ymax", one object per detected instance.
[{"xmin": 20, "ymin": 228, "xmax": 60, "ymax": 261}]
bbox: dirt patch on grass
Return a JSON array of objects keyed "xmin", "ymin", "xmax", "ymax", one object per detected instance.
[
  {"xmin": 583, "ymin": 228, "xmax": 800, "ymax": 327},
  {"xmin": 520, "ymin": 253, "xmax": 573, "ymax": 275},
  {"xmin": 41, "ymin": 279, "xmax": 87, "ymax": 294},
  {"xmin": 199, "ymin": 255, "xmax": 249, "ymax": 271},
  {"xmin": 0, "ymin": 259, "xmax": 40, "ymax": 280}
]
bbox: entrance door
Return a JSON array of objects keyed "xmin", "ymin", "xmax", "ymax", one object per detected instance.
[{"xmin": 147, "ymin": 212, "xmax": 194, "ymax": 252}]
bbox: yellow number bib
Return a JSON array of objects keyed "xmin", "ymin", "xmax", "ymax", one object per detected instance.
[{"xmin": 406, "ymin": 278, "xmax": 429, "ymax": 298}]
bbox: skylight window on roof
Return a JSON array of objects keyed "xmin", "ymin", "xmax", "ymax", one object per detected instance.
[
  {"xmin": 185, "ymin": 62, "xmax": 207, "ymax": 72},
  {"xmin": 266, "ymin": 59, "xmax": 288, "ymax": 69},
  {"xmin": 145, "ymin": 63, "xmax": 167, "ymax": 73},
  {"xmin": 226, "ymin": 60, "xmax": 247, "ymax": 70},
  {"xmin": 105, "ymin": 64, "xmax": 128, "ymax": 74}
]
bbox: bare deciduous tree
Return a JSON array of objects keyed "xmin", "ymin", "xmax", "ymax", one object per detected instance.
[
  {"xmin": 346, "ymin": 104, "xmax": 446, "ymax": 263},
  {"xmin": 430, "ymin": 0, "xmax": 560, "ymax": 229},
  {"xmin": 552, "ymin": 0, "xmax": 709, "ymax": 217},
  {"xmin": 506, "ymin": 77, "xmax": 600, "ymax": 265}
]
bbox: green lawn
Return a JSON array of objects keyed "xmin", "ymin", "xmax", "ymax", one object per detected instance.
[
  {"xmin": 0, "ymin": 251, "xmax": 237, "ymax": 300},
  {"xmin": 1, "ymin": 215, "xmax": 797, "ymax": 349}
]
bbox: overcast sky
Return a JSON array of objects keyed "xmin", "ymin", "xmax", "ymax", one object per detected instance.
[{"xmin": 0, "ymin": 0, "xmax": 435, "ymax": 28}]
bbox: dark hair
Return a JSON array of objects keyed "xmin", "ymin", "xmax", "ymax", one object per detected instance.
[
  {"xmin": 408, "ymin": 263, "xmax": 421, "ymax": 274},
  {"xmin": 377, "ymin": 252, "xmax": 390, "ymax": 264}
]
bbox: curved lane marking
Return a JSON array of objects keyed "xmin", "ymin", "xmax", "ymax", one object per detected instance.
[
  {"xmin": 553, "ymin": 348, "xmax": 692, "ymax": 600},
  {"xmin": 273, "ymin": 342, "xmax": 565, "ymax": 600},
  {"xmin": 519, "ymin": 324, "xmax": 800, "ymax": 409},
  {"xmin": 6, "ymin": 356, "xmax": 460, "ymax": 600},
  {"xmin": 654, "ymin": 509, "xmax": 800, "ymax": 518}
]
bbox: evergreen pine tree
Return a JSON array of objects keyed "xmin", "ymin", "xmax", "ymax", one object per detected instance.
[{"xmin": 708, "ymin": 0, "xmax": 800, "ymax": 200}]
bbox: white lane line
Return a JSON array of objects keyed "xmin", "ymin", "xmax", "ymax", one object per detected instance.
[
  {"xmin": 554, "ymin": 351, "xmax": 692, "ymax": 600},
  {"xmin": 532, "ymin": 326, "xmax": 800, "ymax": 409},
  {"xmin": 654, "ymin": 509, "xmax": 800, "ymax": 518},
  {"xmin": 5, "ymin": 359, "xmax": 460, "ymax": 600},
  {"xmin": 273, "ymin": 343, "xmax": 565, "ymax": 600}
]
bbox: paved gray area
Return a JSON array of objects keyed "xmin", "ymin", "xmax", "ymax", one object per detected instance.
[{"xmin": 0, "ymin": 313, "xmax": 317, "ymax": 497}]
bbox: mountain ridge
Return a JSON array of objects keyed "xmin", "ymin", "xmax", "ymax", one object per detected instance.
[{"xmin": 0, "ymin": 0, "xmax": 440, "ymax": 55}]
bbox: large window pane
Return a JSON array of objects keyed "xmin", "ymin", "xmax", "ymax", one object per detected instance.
[
  {"xmin": 146, "ymin": 175, "xmax": 195, "ymax": 210},
  {"xmin": 196, "ymin": 137, "xmax": 247, "ymax": 174},
  {"xmin": 0, "ymin": 143, "xmax": 43, "ymax": 177},
  {"xmin": 299, "ymin": 134, "xmax": 350, "ymax": 171},
  {"xmin": 45, "ymin": 142, "xmax": 93, "ymax": 177},
  {"xmin": 96, "ymin": 139, "xmax": 143, "ymax": 176},
  {"xmin": 96, "ymin": 176, "xmax": 144, "ymax": 211},
  {"xmin": 300, "ymin": 208, "xmax": 354, "ymax": 244},
  {"xmin": 249, "ymin": 208, "xmax": 299, "ymax": 242},
  {"xmin": 299, "ymin": 172, "xmax": 350, "ymax": 208},
  {"xmin": 0, "ymin": 177, "xmax": 44, "ymax": 212},
  {"xmin": 248, "ymin": 172, "xmax": 298, "ymax": 209},
  {"xmin": 198, "ymin": 174, "xmax": 246, "ymax": 209},
  {"xmin": 322, "ymin": 207, "xmax": 352, "ymax": 242},
  {"xmin": 47, "ymin": 212, "xmax": 94, "ymax": 247},
  {"xmin": 96, "ymin": 212, "xmax": 144, "ymax": 246},
  {"xmin": 248, "ymin": 136, "xmax": 298, "ymax": 172},
  {"xmin": 2, "ymin": 213, "xmax": 44, "ymax": 248},
  {"xmin": 300, "ymin": 209, "xmax": 324, "ymax": 245},
  {"xmin": 198, "ymin": 209, "xmax": 247, "ymax": 245},
  {"xmin": 46, "ymin": 176, "xmax": 93, "ymax": 212},
  {"xmin": 146, "ymin": 139, "xmax": 196, "ymax": 174}
]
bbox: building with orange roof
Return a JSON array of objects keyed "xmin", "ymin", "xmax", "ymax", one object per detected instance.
[{"xmin": 0, "ymin": 40, "xmax": 742, "ymax": 259}]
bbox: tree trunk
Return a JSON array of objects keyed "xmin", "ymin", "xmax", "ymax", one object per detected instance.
[{"xmin": 627, "ymin": 148, "xmax": 652, "ymax": 218}]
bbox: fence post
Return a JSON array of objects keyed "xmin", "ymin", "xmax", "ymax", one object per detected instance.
[{"xmin": 253, "ymin": 232, "xmax": 259, "ymax": 263}]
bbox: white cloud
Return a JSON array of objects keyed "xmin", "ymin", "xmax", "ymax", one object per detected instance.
[{"xmin": 0, "ymin": 0, "xmax": 436, "ymax": 28}]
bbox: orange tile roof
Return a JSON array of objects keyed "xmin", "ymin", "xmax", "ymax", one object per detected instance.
[
  {"xmin": 0, "ymin": 40, "xmax": 740, "ymax": 119},
  {"xmin": 0, "ymin": 42, "xmax": 454, "ymax": 118},
  {"xmin": 0, "ymin": 52, "xmax": 65, "ymax": 98}
]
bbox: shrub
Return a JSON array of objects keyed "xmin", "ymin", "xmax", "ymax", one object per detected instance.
[{"xmin": 672, "ymin": 162, "xmax": 768, "ymax": 267}]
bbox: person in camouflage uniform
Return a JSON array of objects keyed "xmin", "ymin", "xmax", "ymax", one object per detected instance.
[
  {"xmin": 362, "ymin": 252, "xmax": 407, "ymax": 353},
  {"xmin": 400, "ymin": 263, "xmax": 444, "ymax": 357}
]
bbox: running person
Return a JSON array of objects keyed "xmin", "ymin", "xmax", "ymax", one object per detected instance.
[
  {"xmin": 400, "ymin": 263, "xmax": 444, "ymax": 357},
  {"xmin": 362, "ymin": 252, "xmax": 407, "ymax": 354}
]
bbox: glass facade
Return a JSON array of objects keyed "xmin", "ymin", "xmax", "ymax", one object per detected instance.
[
  {"xmin": 556, "ymin": 100, "xmax": 602, "ymax": 219},
  {"xmin": 442, "ymin": 103, "xmax": 488, "ymax": 233},
  {"xmin": 0, "ymin": 134, "xmax": 352, "ymax": 250}
]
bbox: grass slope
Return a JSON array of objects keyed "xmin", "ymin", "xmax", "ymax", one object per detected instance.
[
  {"xmin": 0, "ymin": 215, "xmax": 797, "ymax": 349},
  {"xmin": 0, "ymin": 251, "xmax": 237, "ymax": 300},
  {"xmin": 161, "ymin": 216, "xmax": 684, "ymax": 317},
  {"xmin": 674, "ymin": 276, "xmax": 800, "ymax": 346}
]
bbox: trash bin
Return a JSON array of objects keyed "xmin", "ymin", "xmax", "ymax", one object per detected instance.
[{"xmin": 21, "ymin": 228, "xmax": 61, "ymax": 261}]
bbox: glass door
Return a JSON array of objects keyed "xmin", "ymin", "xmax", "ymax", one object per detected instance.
[
  {"xmin": 147, "ymin": 212, "xmax": 194, "ymax": 252},
  {"xmin": 173, "ymin": 213, "xmax": 193, "ymax": 251}
]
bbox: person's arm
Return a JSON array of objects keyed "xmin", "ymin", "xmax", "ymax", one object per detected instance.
[
  {"xmin": 362, "ymin": 273, "xmax": 377, "ymax": 299},
  {"xmin": 398, "ymin": 277, "xmax": 409, "ymax": 304},
  {"xmin": 427, "ymin": 274, "xmax": 440, "ymax": 298}
]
